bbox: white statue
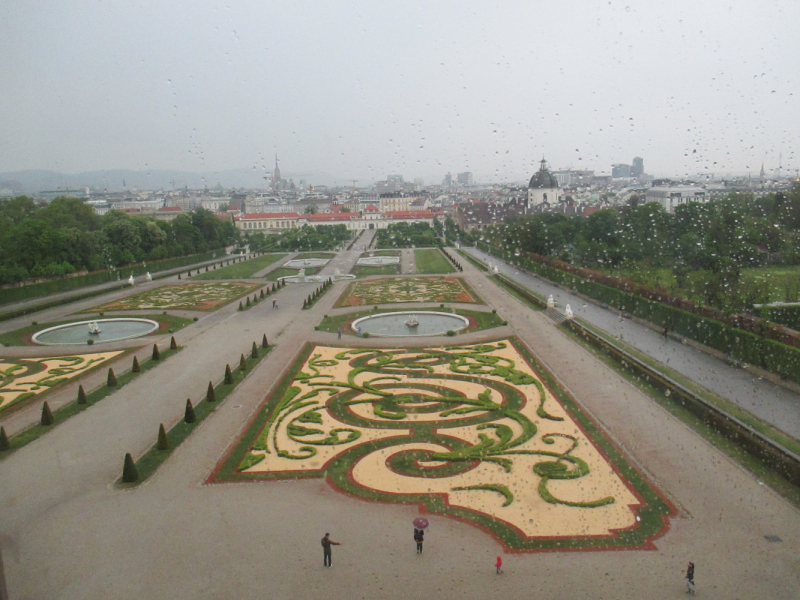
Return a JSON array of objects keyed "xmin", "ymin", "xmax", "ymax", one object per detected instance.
[
  {"xmin": 297, "ymin": 268, "xmax": 305, "ymax": 277},
  {"xmin": 565, "ymin": 304, "xmax": 574, "ymax": 320},
  {"xmin": 128, "ymin": 274, "xmax": 135, "ymax": 286},
  {"xmin": 492, "ymin": 265, "xmax": 499, "ymax": 274},
  {"xmin": 145, "ymin": 271, "xmax": 152, "ymax": 281},
  {"xmin": 547, "ymin": 295, "xmax": 555, "ymax": 308},
  {"xmin": 87, "ymin": 322, "xmax": 101, "ymax": 335}
]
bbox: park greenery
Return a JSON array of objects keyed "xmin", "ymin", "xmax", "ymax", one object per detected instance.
[
  {"xmin": 376, "ymin": 221, "xmax": 440, "ymax": 248},
  {"xmin": 243, "ymin": 224, "xmax": 352, "ymax": 252},
  {"xmin": 485, "ymin": 186, "xmax": 800, "ymax": 313},
  {"xmin": 0, "ymin": 196, "xmax": 238, "ymax": 285}
]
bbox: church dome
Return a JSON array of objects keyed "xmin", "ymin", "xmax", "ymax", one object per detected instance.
[{"xmin": 528, "ymin": 159, "xmax": 558, "ymax": 189}]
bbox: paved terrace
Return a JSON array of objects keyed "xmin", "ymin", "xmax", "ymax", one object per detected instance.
[{"xmin": 0, "ymin": 244, "xmax": 798, "ymax": 599}]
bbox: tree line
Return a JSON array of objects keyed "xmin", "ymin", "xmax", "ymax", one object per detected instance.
[
  {"xmin": 243, "ymin": 224, "xmax": 352, "ymax": 252},
  {"xmin": 0, "ymin": 196, "xmax": 238, "ymax": 285},
  {"xmin": 485, "ymin": 185, "xmax": 800, "ymax": 312}
]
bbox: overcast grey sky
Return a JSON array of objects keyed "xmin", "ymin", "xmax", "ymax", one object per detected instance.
[{"xmin": 1, "ymin": 0, "xmax": 798, "ymax": 184}]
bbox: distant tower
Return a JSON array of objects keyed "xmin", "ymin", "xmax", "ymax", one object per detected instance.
[
  {"xmin": 527, "ymin": 158, "xmax": 559, "ymax": 208},
  {"xmin": 631, "ymin": 156, "xmax": 644, "ymax": 177},
  {"xmin": 759, "ymin": 163, "xmax": 765, "ymax": 183},
  {"xmin": 272, "ymin": 155, "xmax": 282, "ymax": 192}
]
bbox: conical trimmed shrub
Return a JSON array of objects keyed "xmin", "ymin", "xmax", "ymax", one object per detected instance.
[
  {"xmin": 170, "ymin": 336, "xmax": 178, "ymax": 350},
  {"xmin": 107, "ymin": 368, "xmax": 117, "ymax": 387},
  {"xmin": 187, "ymin": 271, "xmax": 192, "ymax": 277},
  {"xmin": 178, "ymin": 274, "xmax": 181, "ymax": 279},
  {"xmin": 41, "ymin": 401, "xmax": 54, "ymax": 426},
  {"xmin": 152, "ymin": 344, "xmax": 161, "ymax": 361},
  {"xmin": 260, "ymin": 289, "xmax": 265, "ymax": 299},
  {"xmin": 205, "ymin": 266, "xmax": 209, "ymax": 272},
  {"xmin": 302, "ymin": 299, "xmax": 307, "ymax": 309},
  {"xmin": 272, "ymin": 283, "xmax": 276, "ymax": 292},
  {"xmin": 184, "ymin": 399, "xmax": 196, "ymax": 423},
  {"xmin": 251, "ymin": 341, "xmax": 258, "ymax": 359},
  {"xmin": 238, "ymin": 301, "xmax": 244, "ymax": 311},
  {"xmin": 262, "ymin": 334, "xmax": 268, "ymax": 348},
  {"xmin": 77, "ymin": 384, "xmax": 87, "ymax": 405},
  {"xmin": 206, "ymin": 381, "xmax": 216, "ymax": 402},
  {"xmin": 224, "ymin": 364, "xmax": 233, "ymax": 384},
  {"xmin": 132, "ymin": 356, "xmax": 140, "ymax": 373},
  {"xmin": 0, "ymin": 426, "xmax": 10, "ymax": 451},
  {"xmin": 246, "ymin": 297, "xmax": 251, "ymax": 307},
  {"xmin": 239, "ymin": 354, "xmax": 247, "ymax": 372},
  {"xmin": 157, "ymin": 423, "xmax": 169, "ymax": 450},
  {"xmin": 122, "ymin": 453, "xmax": 138, "ymax": 483}
]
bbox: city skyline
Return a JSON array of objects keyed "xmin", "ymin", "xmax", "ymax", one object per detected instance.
[{"xmin": 1, "ymin": 1, "xmax": 798, "ymax": 184}]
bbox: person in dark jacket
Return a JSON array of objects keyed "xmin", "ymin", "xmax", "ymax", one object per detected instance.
[
  {"xmin": 685, "ymin": 562, "xmax": 695, "ymax": 595},
  {"xmin": 414, "ymin": 528, "xmax": 424, "ymax": 554},
  {"xmin": 321, "ymin": 533, "xmax": 341, "ymax": 568}
]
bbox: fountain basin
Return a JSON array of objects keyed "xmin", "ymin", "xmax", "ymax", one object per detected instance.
[
  {"xmin": 351, "ymin": 311, "xmax": 469, "ymax": 337},
  {"xmin": 357, "ymin": 256, "xmax": 400, "ymax": 266},
  {"xmin": 32, "ymin": 318, "xmax": 160, "ymax": 345},
  {"xmin": 284, "ymin": 258, "xmax": 330, "ymax": 269}
]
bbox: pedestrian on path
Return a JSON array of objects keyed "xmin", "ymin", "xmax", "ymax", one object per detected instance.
[
  {"xmin": 685, "ymin": 562, "xmax": 695, "ymax": 595},
  {"xmin": 414, "ymin": 528, "xmax": 424, "ymax": 554},
  {"xmin": 272, "ymin": 299, "xmax": 277, "ymax": 309},
  {"xmin": 337, "ymin": 326, "xmax": 342, "ymax": 340},
  {"xmin": 495, "ymin": 556, "xmax": 503, "ymax": 575},
  {"xmin": 321, "ymin": 533, "xmax": 341, "ymax": 568}
]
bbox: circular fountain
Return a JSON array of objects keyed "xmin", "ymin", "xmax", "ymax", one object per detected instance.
[
  {"xmin": 357, "ymin": 256, "xmax": 400, "ymax": 266},
  {"xmin": 351, "ymin": 311, "xmax": 469, "ymax": 337},
  {"xmin": 283, "ymin": 258, "xmax": 330, "ymax": 269},
  {"xmin": 32, "ymin": 318, "xmax": 160, "ymax": 345}
]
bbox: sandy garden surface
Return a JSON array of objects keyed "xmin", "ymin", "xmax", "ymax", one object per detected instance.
[
  {"xmin": 85, "ymin": 282, "xmax": 260, "ymax": 312},
  {"xmin": 0, "ymin": 351, "xmax": 121, "ymax": 413},
  {"xmin": 339, "ymin": 276, "xmax": 478, "ymax": 306},
  {"xmin": 216, "ymin": 338, "xmax": 671, "ymax": 550}
]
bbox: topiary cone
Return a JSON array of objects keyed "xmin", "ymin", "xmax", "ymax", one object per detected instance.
[
  {"xmin": 170, "ymin": 336, "xmax": 178, "ymax": 350},
  {"xmin": 184, "ymin": 398, "xmax": 196, "ymax": 423},
  {"xmin": 0, "ymin": 426, "xmax": 10, "ymax": 451},
  {"xmin": 107, "ymin": 368, "xmax": 117, "ymax": 387},
  {"xmin": 152, "ymin": 344, "xmax": 161, "ymax": 361},
  {"xmin": 262, "ymin": 334, "xmax": 268, "ymax": 348},
  {"xmin": 77, "ymin": 384, "xmax": 87, "ymax": 405},
  {"xmin": 260, "ymin": 289, "xmax": 265, "ymax": 299},
  {"xmin": 178, "ymin": 274, "xmax": 181, "ymax": 279},
  {"xmin": 246, "ymin": 297, "xmax": 251, "ymax": 307},
  {"xmin": 238, "ymin": 301, "xmax": 244, "ymax": 311},
  {"xmin": 239, "ymin": 354, "xmax": 247, "ymax": 372},
  {"xmin": 224, "ymin": 364, "xmax": 233, "ymax": 384},
  {"xmin": 132, "ymin": 356, "xmax": 140, "ymax": 373},
  {"xmin": 206, "ymin": 381, "xmax": 216, "ymax": 402},
  {"xmin": 41, "ymin": 401, "xmax": 54, "ymax": 426},
  {"xmin": 157, "ymin": 423, "xmax": 169, "ymax": 450},
  {"xmin": 122, "ymin": 453, "xmax": 138, "ymax": 483},
  {"xmin": 251, "ymin": 341, "xmax": 258, "ymax": 358}
]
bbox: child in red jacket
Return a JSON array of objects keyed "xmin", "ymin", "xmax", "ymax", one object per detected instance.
[{"xmin": 495, "ymin": 556, "xmax": 503, "ymax": 574}]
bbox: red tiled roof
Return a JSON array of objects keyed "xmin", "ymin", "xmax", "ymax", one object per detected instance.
[
  {"xmin": 158, "ymin": 206, "xmax": 182, "ymax": 212},
  {"xmin": 364, "ymin": 204, "xmax": 380, "ymax": 212},
  {"xmin": 305, "ymin": 212, "xmax": 359, "ymax": 221},
  {"xmin": 235, "ymin": 212, "xmax": 302, "ymax": 220},
  {"xmin": 384, "ymin": 210, "xmax": 435, "ymax": 219}
]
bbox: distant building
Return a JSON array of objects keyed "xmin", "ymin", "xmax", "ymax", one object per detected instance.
[
  {"xmin": 442, "ymin": 172, "xmax": 453, "ymax": 188},
  {"xmin": 457, "ymin": 172, "xmax": 473, "ymax": 186},
  {"xmin": 612, "ymin": 163, "xmax": 632, "ymax": 178},
  {"xmin": 631, "ymin": 157, "xmax": 644, "ymax": 177},
  {"xmin": 645, "ymin": 186, "xmax": 707, "ymax": 213},
  {"xmin": 527, "ymin": 159, "xmax": 560, "ymax": 207}
]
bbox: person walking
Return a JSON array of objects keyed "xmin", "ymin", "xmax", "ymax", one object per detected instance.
[
  {"xmin": 337, "ymin": 326, "xmax": 342, "ymax": 340},
  {"xmin": 414, "ymin": 528, "xmax": 424, "ymax": 554},
  {"xmin": 685, "ymin": 561, "xmax": 695, "ymax": 595},
  {"xmin": 321, "ymin": 533, "xmax": 341, "ymax": 568},
  {"xmin": 272, "ymin": 299, "xmax": 277, "ymax": 309},
  {"xmin": 495, "ymin": 556, "xmax": 503, "ymax": 575}
]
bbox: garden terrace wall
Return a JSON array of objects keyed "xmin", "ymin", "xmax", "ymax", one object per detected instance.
[
  {"xmin": 477, "ymin": 241, "xmax": 800, "ymax": 350},
  {"xmin": 0, "ymin": 250, "xmax": 220, "ymax": 306},
  {"xmin": 477, "ymin": 241, "xmax": 800, "ymax": 385},
  {"xmin": 566, "ymin": 319, "xmax": 800, "ymax": 488}
]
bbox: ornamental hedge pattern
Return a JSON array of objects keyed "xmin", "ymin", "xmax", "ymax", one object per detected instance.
[
  {"xmin": 86, "ymin": 282, "xmax": 261, "ymax": 312},
  {"xmin": 338, "ymin": 277, "xmax": 479, "ymax": 307},
  {"xmin": 211, "ymin": 338, "xmax": 674, "ymax": 552}
]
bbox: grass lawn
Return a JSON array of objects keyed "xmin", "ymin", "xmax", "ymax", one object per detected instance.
[
  {"xmin": 414, "ymin": 248, "xmax": 456, "ymax": 274},
  {"xmin": 351, "ymin": 264, "xmax": 401, "ymax": 277},
  {"xmin": 359, "ymin": 250, "xmax": 400, "ymax": 257},
  {"xmin": 742, "ymin": 265, "xmax": 800, "ymax": 303},
  {"xmin": 0, "ymin": 314, "xmax": 195, "ymax": 347},
  {"xmin": 192, "ymin": 253, "xmax": 287, "ymax": 280},
  {"xmin": 266, "ymin": 267, "xmax": 323, "ymax": 281},
  {"xmin": 317, "ymin": 306, "xmax": 504, "ymax": 335},
  {"xmin": 295, "ymin": 252, "xmax": 337, "ymax": 259}
]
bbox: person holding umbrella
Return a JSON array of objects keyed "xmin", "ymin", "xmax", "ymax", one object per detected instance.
[{"xmin": 413, "ymin": 517, "xmax": 429, "ymax": 554}]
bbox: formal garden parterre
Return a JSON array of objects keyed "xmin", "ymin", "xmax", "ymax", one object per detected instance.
[
  {"xmin": 211, "ymin": 338, "xmax": 675, "ymax": 552},
  {"xmin": 336, "ymin": 276, "xmax": 480, "ymax": 307},
  {"xmin": 84, "ymin": 282, "xmax": 262, "ymax": 312},
  {"xmin": 0, "ymin": 351, "xmax": 122, "ymax": 414}
]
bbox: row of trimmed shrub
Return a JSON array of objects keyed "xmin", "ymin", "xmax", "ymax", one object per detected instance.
[
  {"xmin": 478, "ymin": 241, "xmax": 800, "ymax": 385},
  {"xmin": 752, "ymin": 305, "xmax": 800, "ymax": 332},
  {"xmin": 0, "ymin": 250, "xmax": 220, "ymax": 306}
]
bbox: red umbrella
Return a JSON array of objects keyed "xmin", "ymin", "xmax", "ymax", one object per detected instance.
[{"xmin": 413, "ymin": 517, "xmax": 429, "ymax": 529}]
